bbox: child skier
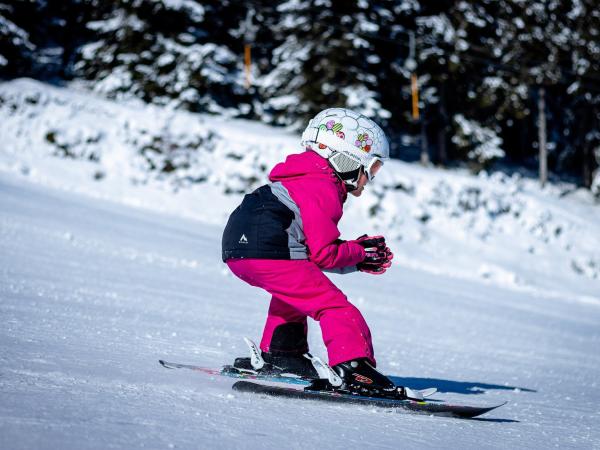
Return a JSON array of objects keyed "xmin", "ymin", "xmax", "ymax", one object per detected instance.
[{"xmin": 222, "ymin": 108, "xmax": 409, "ymax": 399}]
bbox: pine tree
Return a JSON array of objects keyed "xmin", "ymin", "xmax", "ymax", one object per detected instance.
[
  {"xmin": 72, "ymin": 0, "xmax": 246, "ymax": 112},
  {"xmin": 0, "ymin": 0, "xmax": 93, "ymax": 80},
  {"xmin": 0, "ymin": 1, "xmax": 39, "ymax": 78},
  {"xmin": 257, "ymin": 0, "xmax": 391, "ymax": 129},
  {"xmin": 485, "ymin": 0, "xmax": 600, "ymax": 185}
]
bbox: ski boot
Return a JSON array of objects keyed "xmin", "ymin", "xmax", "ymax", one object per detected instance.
[
  {"xmin": 231, "ymin": 323, "xmax": 318, "ymax": 379},
  {"xmin": 233, "ymin": 350, "xmax": 318, "ymax": 378},
  {"xmin": 331, "ymin": 358, "xmax": 413, "ymax": 400}
]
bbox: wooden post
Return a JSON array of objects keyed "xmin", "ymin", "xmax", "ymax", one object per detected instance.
[
  {"xmin": 244, "ymin": 44, "xmax": 252, "ymax": 90},
  {"xmin": 243, "ymin": 9, "xmax": 254, "ymax": 91},
  {"xmin": 538, "ymin": 86, "xmax": 547, "ymax": 188},
  {"xmin": 411, "ymin": 73, "xmax": 419, "ymax": 121},
  {"xmin": 408, "ymin": 31, "xmax": 429, "ymax": 166}
]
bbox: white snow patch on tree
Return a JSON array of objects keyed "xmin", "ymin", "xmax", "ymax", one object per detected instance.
[{"xmin": 452, "ymin": 114, "xmax": 505, "ymax": 166}]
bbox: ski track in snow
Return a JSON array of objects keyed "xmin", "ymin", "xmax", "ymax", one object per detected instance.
[{"xmin": 1, "ymin": 174, "xmax": 599, "ymax": 449}]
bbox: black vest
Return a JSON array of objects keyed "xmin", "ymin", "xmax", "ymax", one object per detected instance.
[{"xmin": 222, "ymin": 185, "xmax": 296, "ymax": 261}]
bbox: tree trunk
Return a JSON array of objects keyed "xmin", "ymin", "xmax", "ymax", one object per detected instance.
[
  {"xmin": 420, "ymin": 116, "xmax": 429, "ymax": 166},
  {"xmin": 437, "ymin": 81, "xmax": 448, "ymax": 165},
  {"xmin": 581, "ymin": 107, "xmax": 599, "ymax": 189},
  {"xmin": 437, "ymin": 126, "xmax": 447, "ymax": 166},
  {"xmin": 538, "ymin": 87, "xmax": 548, "ymax": 188},
  {"xmin": 583, "ymin": 139, "xmax": 593, "ymax": 188}
]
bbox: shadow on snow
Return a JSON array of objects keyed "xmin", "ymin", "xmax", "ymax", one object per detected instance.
[{"xmin": 388, "ymin": 376, "xmax": 536, "ymax": 396}]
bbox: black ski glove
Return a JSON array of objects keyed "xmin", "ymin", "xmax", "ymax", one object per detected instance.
[{"xmin": 354, "ymin": 234, "xmax": 394, "ymax": 275}]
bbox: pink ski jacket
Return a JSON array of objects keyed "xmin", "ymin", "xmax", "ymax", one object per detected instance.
[
  {"xmin": 222, "ymin": 151, "xmax": 365, "ymax": 270},
  {"xmin": 270, "ymin": 151, "xmax": 365, "ymax": 269}
]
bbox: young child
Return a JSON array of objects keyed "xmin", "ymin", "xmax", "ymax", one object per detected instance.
[{"xmin": 222, "ymin": 108, "xmax": 405, "ymax": 399}]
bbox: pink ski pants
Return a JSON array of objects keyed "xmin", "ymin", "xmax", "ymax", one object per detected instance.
[{"xmin": 227, "ymin": 258, "xmax": 375, "ymax": 367}]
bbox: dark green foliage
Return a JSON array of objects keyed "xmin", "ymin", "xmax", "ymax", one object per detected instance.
[
  {"xmin": 0, "ymin": 1, "xmax": 39, "ymax": 78},
  {"xmin": 68, "ymin": 0, "xmax": 247, "ymax": 110}
]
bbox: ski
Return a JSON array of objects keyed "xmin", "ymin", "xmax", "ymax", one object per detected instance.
[
  {"xmin": 158, "ymin": 359, "xmax": 311, "ymax": 385},
  {"xmin": 159, "ymin": 359, "xmax": 437, "ymax": 400},
  {"xmin": 232, "ymin": 381, "xmax": 507, "ymax": 419}
]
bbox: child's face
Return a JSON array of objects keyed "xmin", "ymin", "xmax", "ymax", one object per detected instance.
[
  {"xmin": 350, "ymin": 160, "xmax": 382, "ymax": 197},
  {"xmin": 350, "ymin": 171, "xmax": 369, "ymax": 197}
]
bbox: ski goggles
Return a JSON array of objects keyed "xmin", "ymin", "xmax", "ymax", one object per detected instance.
[{"xmin": 364, "ymin": 158, "xmax": 384, "ymax": 182}]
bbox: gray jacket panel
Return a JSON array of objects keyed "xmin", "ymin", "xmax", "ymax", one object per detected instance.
[{"xmin": 269, "ymin": 182, "xmax": 308, "ymax": 260}]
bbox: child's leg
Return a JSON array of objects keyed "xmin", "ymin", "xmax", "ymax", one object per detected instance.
[
  {"xmin": 227, "ymin": 259, "xmax": 375, "ymax": 366},
  {"xmin": 260, "ymin": 296, "xmax": 308, "ymax": 354}
]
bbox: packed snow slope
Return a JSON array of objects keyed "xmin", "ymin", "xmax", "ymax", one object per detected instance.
[{"xmin": 0, "ymin": 79, "xmax": 599, "ymax": 448}]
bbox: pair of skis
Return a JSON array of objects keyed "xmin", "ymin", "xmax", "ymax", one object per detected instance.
[{"xmin": 159, "ymin": 340, "xmax": 506, "ymax": 419}]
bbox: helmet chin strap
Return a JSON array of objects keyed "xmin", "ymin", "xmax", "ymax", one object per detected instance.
[
  {"xmin": 331, "ymin": 166, "xmax": 361, "ymax": 192},
  {"xmin": 327, "ymin": 151, "xmax": 362, "ymax": 192}
]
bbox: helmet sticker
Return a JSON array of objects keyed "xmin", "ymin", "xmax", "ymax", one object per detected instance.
[
  {"xmin": 317, "ymin": 120, "xmax": 345, "ymax": 149},
  {"xmin": 355, "ymin": 132, "xmax": 373, "ymax": 153}
]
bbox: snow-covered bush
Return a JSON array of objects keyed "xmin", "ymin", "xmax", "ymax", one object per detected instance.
[
  {"xmin": 0, "ymin": 79, "xmax": 283, "ymax": 195},
  {"xmin": 44, "ymin": 127, "xmax": 103, "ymax": 162},
  {"xmin": 418, "ymin": 176, "xmax": 522, "ymax": 224},
  {"xmin": 130, "ymin": 123, "xmax": 216, "ymax": 187},
  {"xmin": 0, "ymin": 79, "xmax": 219, "ymax": 189}
]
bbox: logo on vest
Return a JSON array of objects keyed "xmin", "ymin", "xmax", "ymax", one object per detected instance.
[{"xmin": 239, "ymin": 234, "xmax": 248, "ymax": 244}]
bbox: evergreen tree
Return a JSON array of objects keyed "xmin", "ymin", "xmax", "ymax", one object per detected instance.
[
  {"xmin": 0, "ymin": 1, "xmax": 39, "ymax": 78},
  {"xmin": 478, "ymin": 0, "xmax": 600, "ymax": 185},
  {"xmin": 72, "ymin": 0, "xmax": 246, "ymax": 112},
  {"xmin": 257, "ymin": 0, "xmax": 391, "ymax": 129},
  {"xmin": 0, "ymin": 0, "xmax": 93, "ymax": 80}
]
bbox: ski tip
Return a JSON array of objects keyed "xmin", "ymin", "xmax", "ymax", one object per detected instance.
[
  {"xmin": 474, "ymin": 401, "xmax": 508, "ymax": 417},
  {"xmin": 487, "ymin": 401, "xmax": 508, "ymax": 409},
  {"xmin": 158, "ymin": 359, "xmax": 172, "ymax": 368}
]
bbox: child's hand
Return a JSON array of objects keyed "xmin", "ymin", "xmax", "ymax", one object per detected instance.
[{"xmin": 355, "ymin": 234, "xmax": 394, "ymax": 275}]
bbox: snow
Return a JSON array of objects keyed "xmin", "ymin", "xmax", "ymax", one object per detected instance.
[
  {"xmin": 1, "ymin": 79, "xmax": 600, "ymax": 448},
  {"xmin": 87, "ymin": 11, "xmax": 145, "ymax": 34},
  {"xmin": 0, "ymin": 15, "xmax": 34, "ymax": 49},
  {"xmin": 161, "ymin": 0, "xmax": 206, "ymax": 22},
  {"xmin": 416, "ymin": 15, "xmax": 456, "ymax": 43},
  {"xmin": 342, "ymin": 85, "xmax": 391, "ymax": 120}
]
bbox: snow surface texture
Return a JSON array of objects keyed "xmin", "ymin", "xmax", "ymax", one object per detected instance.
[{"xmin": 0, "ymin": 79, "xmax": 599, "ymax": 448}]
